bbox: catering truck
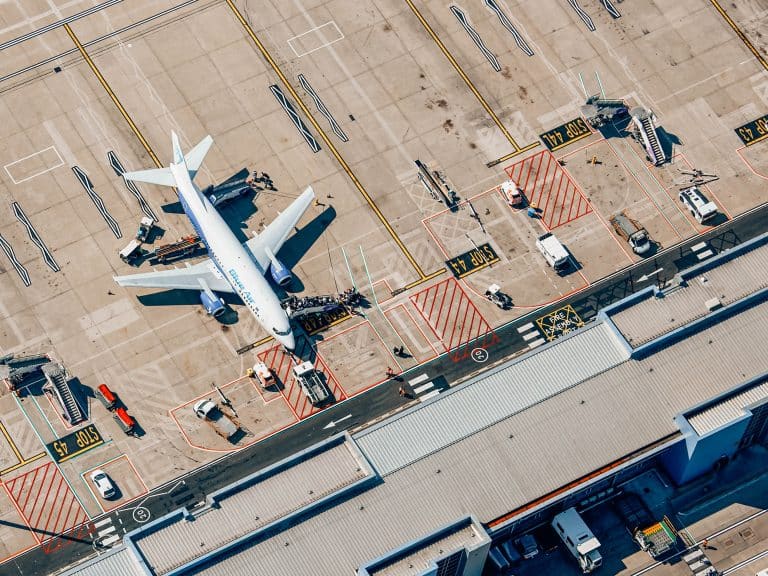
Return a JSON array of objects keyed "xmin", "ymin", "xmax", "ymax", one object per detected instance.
[{"xmin": 552, "ymin": 508, "xmax": 603, "ymax": 573}]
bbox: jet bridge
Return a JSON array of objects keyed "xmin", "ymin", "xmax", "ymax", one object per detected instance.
[{"xmin": 630, "ymin": 107, "xmax": 666, "ymax": 165}]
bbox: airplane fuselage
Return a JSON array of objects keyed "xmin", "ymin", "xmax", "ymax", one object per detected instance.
[{"xmin": 170, "ymin": 163, "xmax": 295, "ymax": 350}]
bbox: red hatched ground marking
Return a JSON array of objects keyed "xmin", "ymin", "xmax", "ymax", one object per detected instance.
[
  {"xmin": 4, "ymin": 461, "xmax": 92, "ymax": 553},
  {"xmin": 410, "ymin": 278, "xmax": 498, "ymax": 362},
  {"xmin": 505, "ymin": 150, "xmax": 592, "ymax": 229},
  {"xmin": 258, "ymin": 337, "xmax": 346, "ymax": 420}
]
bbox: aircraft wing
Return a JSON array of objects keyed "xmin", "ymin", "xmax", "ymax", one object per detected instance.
[
  {"xmin": 114, "ymin": 259, "xmax": 235, "ymax": 293},
  {"xmin": 244, "ymin": 186, "xmax": 315, "ymax": 269}
]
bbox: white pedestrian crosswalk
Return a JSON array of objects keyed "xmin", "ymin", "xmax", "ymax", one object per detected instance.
[
  {"xmin": 408, "ymin": 374, "xmax": 444, "ymax": 403},
  {"xmin": 517, "ymin": 322, "xmax": 545, "ymax": 349},
  {"xmin": 690, "ymin": 241, "xmax": 715, "ymax": 260},
  {"xmin": 94, "ymin": 516, "xmax": 120, "ymax": 547}
]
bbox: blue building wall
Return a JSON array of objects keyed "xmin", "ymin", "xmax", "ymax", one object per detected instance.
[
  {"xmin": 662, "ymin": 415, "xmax": 750, "ymax": 485},
  {"xmin": 662, "ymin": 373, "xmax": 768, "ymax": 485}
]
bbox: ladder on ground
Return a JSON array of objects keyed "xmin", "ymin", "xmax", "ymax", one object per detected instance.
[
  {"xmin": 640, "ymin": 116, "xmax": 664, "ymax": 165},
  {"xmin": 631, "ymin": 108, "xmax": 665, "ymax": 165},
  {"xmin": 42, "ymin": 363, "xmax": 85, "ymax": 425}
]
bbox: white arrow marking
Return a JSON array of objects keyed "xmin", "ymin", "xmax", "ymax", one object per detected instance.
[
  {"xmin": 323, "ymin": 414, "xmax": 352, "ymax": 430},
  {"xmin": 638, "ymin": 268, "xmax": 663, "ymax": 282}
]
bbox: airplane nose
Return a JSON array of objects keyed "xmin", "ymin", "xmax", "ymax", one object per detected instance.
[{"xmin": 281, "ymin": 332, "xmax": 296, "ymax": 351}]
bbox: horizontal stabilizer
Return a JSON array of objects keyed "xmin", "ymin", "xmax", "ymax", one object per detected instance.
[
  {"xmin": 185, "ymin": 135, "xmax": 213, "ymax": 181},
  {"xmin": 123, "ymin": 167, "xmax": 176, "ymax": 187}
]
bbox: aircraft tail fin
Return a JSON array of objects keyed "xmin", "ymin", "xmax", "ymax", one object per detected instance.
[
  {"xmin": 184, "ymin": 135, "xmax": 213, "ymax": 181},
  {"xmin": 122, "ymin": 132, "xmax": 214, "ymax": 191},
  {"xmin": 171, "ymin": 131, "xmax": 185, "ymax": 165}
]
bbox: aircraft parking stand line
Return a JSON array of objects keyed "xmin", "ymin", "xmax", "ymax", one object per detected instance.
[
  {"xmin": 483, "ymin": 0, "xmax": 534, "ymax": 57},
  {"xmin": 450, "ymin": 5, "xmax": 502, "ymax": 73},
  {"xmin": 107, "ymin": 151, "xmax": 158, "ymax": 222},
  {"xmin": 11, "ymin": 203, "xmax": 59, "ymax": 273},
  {"xmin": 403, "ymin": 0, "xmax": 540, "ymax": 158},
  {"xmin": 505, "ymin": 150, "xmax": 593, "ymax": 230},
  {"xmin": 382, "ymin": 303, "xmax": 441, "ymax": 364},
  {"xmin": 567, "ymin": 0, "xmax": 596, "ymax": 31},
  {"xmin": 70, "ymin": 166, "xmax": 122, "ymax": 239},
  {"xmin": 410, "ymin": 277, "xmax": 498, "ymax": 361},
  {"xmin": 707, "ymin": 0, "xmax": 768, "ymax": 71},
  {"xmin": 226, "ymin": 0, "xmax": 438, "ymax": 284},
  {"xmin": 3, "ymin": 461, "xmax": 91, "ymax": 553},
  {"xmin": 0, "ymin": 234, "xmax": 31, "ymax": 287}
]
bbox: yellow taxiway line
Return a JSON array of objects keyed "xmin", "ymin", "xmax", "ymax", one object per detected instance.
[
  {"xmin": 227, "ymin": 0, "xmax": 434, "ymax": 281},
  {"xmin": 0, "ymin": 453, "xmax": 46, "ymax": 476},
  {"xmin": 487, "ymin": 141, "xmax": 541, "ymax": 167},
  {"xmin": 64, "ymin": 24, "xmax": 162, "ymax": 167},
  {"xmin": 404, "ymin": 0, "xmax": 539, "ymax": 157},
  {"xmin": 0, "ymin": 421, "xmax": 23, "ymax": 462},
  {"xmin": 707, "ymin": 0, "xmax": 767, "ymax": 71}
]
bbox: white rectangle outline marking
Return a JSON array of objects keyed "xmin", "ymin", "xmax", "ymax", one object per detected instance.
[
  {"xmin": 287, "ymin": 21, "xmax": 344, "ymax": 58},
  {"xmin": 4, "ymin": 146, "xmax": 65, "ymax": 184}
]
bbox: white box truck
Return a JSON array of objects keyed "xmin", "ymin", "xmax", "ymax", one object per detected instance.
[
  {"xmin": 552, "ymin": 508, "xmax": 602, "ymax": 573},
  {"xmin": 536, "ymin": 232, "xmax": 570, "ymax": 271}
]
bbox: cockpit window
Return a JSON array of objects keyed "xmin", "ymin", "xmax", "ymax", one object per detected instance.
[{"xmin": 273, "ymin": 326, "xmax": 291, "ymax": 336}]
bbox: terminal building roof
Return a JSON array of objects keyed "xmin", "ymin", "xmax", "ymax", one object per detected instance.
[{"xmin": 62, "ymin": 234, "xmax": 768, "ymax": 576}]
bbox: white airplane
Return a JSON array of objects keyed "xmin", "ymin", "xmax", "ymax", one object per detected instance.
[{"xmin": 114, "ymin": 132, "xmax": 316, "ymax": 350}]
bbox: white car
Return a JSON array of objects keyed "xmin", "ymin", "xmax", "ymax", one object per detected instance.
[{"xmin": 90, "ymin": 470, "xmax": 116, "ymax": 499}]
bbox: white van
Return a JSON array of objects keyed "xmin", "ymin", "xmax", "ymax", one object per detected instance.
[
  {"xmin": 679, "ymin": 186, "xmax": 718, "ymax": 224},
  {"xmin": 536, "ymin": 233, "xmax": 570, "ymax": 271}
]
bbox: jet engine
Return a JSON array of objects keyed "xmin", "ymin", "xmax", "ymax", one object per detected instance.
[
  {"xmin": 269, "ymin": 258, "xmax": 293, "ymax": 287},
  {"xmin": 199, "ymin": 290, "xmax": 226, "ymax": 317}
]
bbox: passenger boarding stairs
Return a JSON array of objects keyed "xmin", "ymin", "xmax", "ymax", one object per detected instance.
[
  {"xmin": 42, "ymin": 363, "xmax": 85, "ymax": 425},
  {"xmin": 631, "ymin": 107, "xmax": 665, "ymax": 165}
]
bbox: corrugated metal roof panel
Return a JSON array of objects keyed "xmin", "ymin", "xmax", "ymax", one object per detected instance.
[
  {"xmin": 355, "ymin": 322, "xmax": 630, "ymax": 475},
  {"xmin": 688, "ymin": 382, "xmax": 768, "ymax": 435},
  {"xmin": 133, "ymin": 440, "xmax": 368, "ymax": 574},
  {"xmin": 59, "ymin": 546, "xmax": 143, "ymax": 576},
  {"xmin": 611, "ymin": 244, "xmax": 768, "ymax": 346}
]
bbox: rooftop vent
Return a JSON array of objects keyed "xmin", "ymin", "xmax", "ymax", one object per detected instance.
[{"xmin": 705, "ymin": 297, "xmax": 722, "ymax": 312}]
